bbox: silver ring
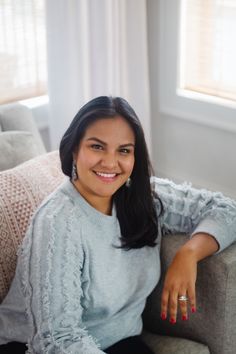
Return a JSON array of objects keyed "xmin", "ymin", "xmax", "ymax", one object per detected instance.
[{"xmin": 178, "ymin": 295, "xmax": 188, "ymax": 302}]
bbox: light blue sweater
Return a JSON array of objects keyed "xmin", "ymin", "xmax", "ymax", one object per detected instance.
[{"xmin": 0, "ymin": 177, "xmax": 236, "ymax": 353}]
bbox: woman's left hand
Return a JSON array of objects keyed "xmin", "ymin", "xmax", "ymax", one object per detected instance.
[
  {"xmin": 160, "ymin": 247, "xmax": 198, "ymax": 323},
  {"xmin": 160, "ymin": 232, "xmax": 219, "ymax": 323}
]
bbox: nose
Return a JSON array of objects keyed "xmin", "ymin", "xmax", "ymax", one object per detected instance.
[{"xmin": 100, "ymin": 151, "xmax": 118, "ymax": 170}]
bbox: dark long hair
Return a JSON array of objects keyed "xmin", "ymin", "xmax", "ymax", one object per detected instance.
[{"xmin": 59, "ymin": 96, "xmax": 163, "ymax": 249}]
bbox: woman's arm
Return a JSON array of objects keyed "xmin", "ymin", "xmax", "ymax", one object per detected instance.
[
  {"xmin": 19, "ymin": 200, "xmax": 104, "ymax": 354},
  {"xmin": 161, "ymin": 232, "xmax": 218, "ymax": 323},
  {"xmin": 152, "ymin": 177, "xmax": 236, "ymax": 252},
  {"xmin": 151, "ymin": 177, "xmax": 236, "ymax": 323}
]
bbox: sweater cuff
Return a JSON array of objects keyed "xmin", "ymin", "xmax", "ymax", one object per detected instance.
[{"xmin": 191, "ymin": 216, "xmax": 228, "ymax": 254}]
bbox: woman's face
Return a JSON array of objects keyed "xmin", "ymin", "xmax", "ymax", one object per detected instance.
[{"xmin": 73, "ymin": 115, "xmax": 135, "ymax": 214}]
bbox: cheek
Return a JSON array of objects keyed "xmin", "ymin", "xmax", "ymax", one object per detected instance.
[
  {"xmin": 76, "ymin": 150, "xmax": 97, "ymax": 167},
  {"xmin": 123, "ymin": 157, "xmax": 135, "ymax": 174}
]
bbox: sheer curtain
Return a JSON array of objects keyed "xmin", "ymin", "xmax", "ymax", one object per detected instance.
[{"xmin": 46, "ymin": 0, "xmax": 151, "ymax": 150}]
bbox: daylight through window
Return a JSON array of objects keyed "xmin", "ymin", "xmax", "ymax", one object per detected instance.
[
  {"xmin": 180, "ymin": 0, "xmax": 236, "ymax": 103},
  {"xmin": 0, "ymin": 0, "xmax": 47, "ymax": 104}
]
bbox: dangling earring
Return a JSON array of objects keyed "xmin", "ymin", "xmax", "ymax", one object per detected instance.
[
  {"xmin": 71, "ymin": 160, "xmax": 78, "ymax": 181},
  {"xmin": 125, "ymin": 177, "xmax": 131, "ymax": 188}
]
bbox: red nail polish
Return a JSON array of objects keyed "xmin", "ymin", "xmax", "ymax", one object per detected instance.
[
  {"xmin": 182, "ymin": 315, "xmax": 188, "ymax": 321},
  {"xmin": 191, "ymin": 307, "xmax": 196, "ymax": 313},
  {"xmin": 170, "ymin": 317, "xmax": 176, "ymax": 324},
  {"xmin": 161, "ymin": 313, "xmax": 167, "ymax": 320}
]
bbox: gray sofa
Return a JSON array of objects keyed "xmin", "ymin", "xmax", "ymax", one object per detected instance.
[
  {"xmin": 142, "ymin": 234, "xmax": 236, "ymax": 354},
  {"xmin": 0, "ymin": 104, "xmax": 235, "ymax": 354},
  {"xmin": 0, "ymin": 102, "xmax": 46, "ymax": 171}
]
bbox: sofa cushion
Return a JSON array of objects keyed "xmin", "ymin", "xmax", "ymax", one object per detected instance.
[
  {"xmin": 0, "ymin": 151, "xmax": 65, "ymax": 302},
  {"xmin": 0, "ymin": 103, "xmax": 46, "ymax": 154},
  {"xmin": 142, "ymin": 331, "xmax": 210, "ymax": 354},
  {"xmin": 0, "ymin": 131, "xmax": 43, "ymax": 171}
]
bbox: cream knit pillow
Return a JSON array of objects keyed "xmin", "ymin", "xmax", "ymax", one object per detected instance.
[{"xmin": 0, "ymin": 151, "xmax": 65, "ymax": 302}]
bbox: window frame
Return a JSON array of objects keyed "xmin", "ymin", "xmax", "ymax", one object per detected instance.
[{"xmin": 158, "ymin": 0, "xmax": 236, "ymax": 133}]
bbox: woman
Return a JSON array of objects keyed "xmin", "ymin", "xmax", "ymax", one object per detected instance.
[{"xmin": 0, "ymin": 96, "xmax": 236, "ymax": 354}]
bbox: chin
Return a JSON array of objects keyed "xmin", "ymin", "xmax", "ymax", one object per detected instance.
[{"xmin": 95, "ymin": 187, "xmax": 120, "ymax": 198}]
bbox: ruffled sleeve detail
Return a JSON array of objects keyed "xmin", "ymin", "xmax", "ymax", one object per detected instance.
[
  {"xmin": 151, "ymin": 176, "xmax": 236, "ymax": 253},
  {"xmin": 18, "ymin": 193, "xmax": 104, "ymax": 353}
]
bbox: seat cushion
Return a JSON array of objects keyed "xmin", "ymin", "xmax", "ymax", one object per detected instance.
[
  {"xmin": 0, "ymin": 151, "xmax": 65, "ymax": 302},
  {"xmin": 142, "ymin": 331, "xmax": 210, "ymax": 354},
  {"xmin": 0, "ymin": 131, "xmax": 43, "ymax": 171}
]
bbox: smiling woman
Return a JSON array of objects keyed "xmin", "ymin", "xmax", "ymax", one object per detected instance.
[
  {"xmin": 0, "ymin": 96, "xmax": 236, "ymax": 354},
  {"xmin": 60, "ymin": 96, "xmax": 159, "ymax": 250},
  {"xmin": 72, "ymin": 116, "xmax": 135, "ymax": 215}
]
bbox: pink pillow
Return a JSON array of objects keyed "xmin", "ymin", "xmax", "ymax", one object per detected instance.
[{"xmin": 0, "ymin": 151, "xmax": 65, "ymax": 302}]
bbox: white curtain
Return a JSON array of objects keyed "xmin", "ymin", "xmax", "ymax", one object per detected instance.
[{"xmin": 46, "ymin": 0, "xmax": 151, "ymax": 150}]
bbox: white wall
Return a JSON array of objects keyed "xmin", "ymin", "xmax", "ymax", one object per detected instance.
[{"xmin": 147, "ymin": 0, "xmax": 236, "ymax": 199}]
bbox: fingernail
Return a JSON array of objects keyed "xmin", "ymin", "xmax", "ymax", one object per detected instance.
[
  {"xmin": 161, "ymin": 313, "xmax": 167, "ymax": 320},
  {"xmin": 170, "ymin": 317, "xmax": 176, "ymax": 324},
  {"xmin": 182, "ymin": 314, "xmax": 188, "ymax": 321},
  {"xmin": 191, "ymin": 307, "xmax": 196, "ymax": 313}
]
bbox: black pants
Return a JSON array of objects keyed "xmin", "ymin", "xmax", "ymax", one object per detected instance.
[
  {"xmin": 0, "ymin": 342, "xmax": 27, "ymax": 354},
  {"xmin": 105, "ymin": 335, "xmax": 154, "ymax": 354},
  {"xmin": 0, "ymin": 336, "xmax": 154, "ymax": 354}
]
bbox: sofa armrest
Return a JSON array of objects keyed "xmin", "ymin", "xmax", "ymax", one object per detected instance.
[{"xmin": 143, "ymin": 233, "xmax": 236, "ymax": 354}]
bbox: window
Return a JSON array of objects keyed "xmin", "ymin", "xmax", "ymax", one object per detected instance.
[
  {"xmin": 0, "ymin": 0, "xmax": 47, "ymax": 104},
  {"xmin": 180, "ymin": 0, "xmax": 236, "ymax": 103},
  {"xmin": 158, "ymin": 0, "xmax": 236, "ymax": 132}
]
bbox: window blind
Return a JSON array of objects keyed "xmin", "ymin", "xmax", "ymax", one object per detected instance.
[
  {"xmin": 180, "ymin": 0, "xmax": 236, "ymax": 102},
  {"xmin": 0, "ymin": 0, "xmax": 47, "ymax": 104}
]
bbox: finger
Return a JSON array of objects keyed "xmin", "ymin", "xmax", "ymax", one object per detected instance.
[
  {"xmin": 168, "ymin": 290, "xmax": 178, "ymax": 324},
  {"xmin": 160, "ymin": 287, "xmax": 169, "ymax": 320},
  {"xmin": 188, "ymin": 285, "xmax": 197, "ymax": 313},
  {"xmin": 178, "ymin": 291, "xmax": 188, "ymax": 320}
]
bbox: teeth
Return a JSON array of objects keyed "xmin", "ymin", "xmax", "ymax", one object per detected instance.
[{"xmin": 96, "ymin": 172, "xmax": 116, "ymax": 178}]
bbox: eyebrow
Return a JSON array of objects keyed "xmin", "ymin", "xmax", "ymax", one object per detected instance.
[{"xmin": 86, "ymin": 137, "xmax": 135, "ymax": 148}]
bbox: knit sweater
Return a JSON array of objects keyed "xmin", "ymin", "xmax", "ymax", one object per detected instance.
[{"xmin": 0, "ymin": 177, "xmax": 236, "ymax": 354}]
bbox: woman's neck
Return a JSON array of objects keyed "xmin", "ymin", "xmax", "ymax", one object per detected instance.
[{"xmin": 72, "ymin": 180, "xmax": 112, "ymax": 215}]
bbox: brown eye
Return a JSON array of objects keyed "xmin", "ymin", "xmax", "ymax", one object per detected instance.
[
  {"xmin": 119, "ymin": 148, "xmax": 130, "ymax": 154},
  {"xmin": 91, "ymin": 144, "xmax": 103, "ymax": 150}
]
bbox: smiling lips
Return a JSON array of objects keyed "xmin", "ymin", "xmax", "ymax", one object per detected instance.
[{"xmin": 94, "ymin": 171, "xmax": 119, "ymax": 182}]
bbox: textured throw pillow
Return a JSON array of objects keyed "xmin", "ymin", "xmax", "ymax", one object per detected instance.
[
  {"xmin": 0, "ymin": 102, "xmax": 46, "ymax": 154},
  {"xmin": 0, "ymin": 131, "xmax": 43, "ymax": 171},
  {"xmin": 0, "ymin": 151, "xmax": 65, "ymax": 302}
]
